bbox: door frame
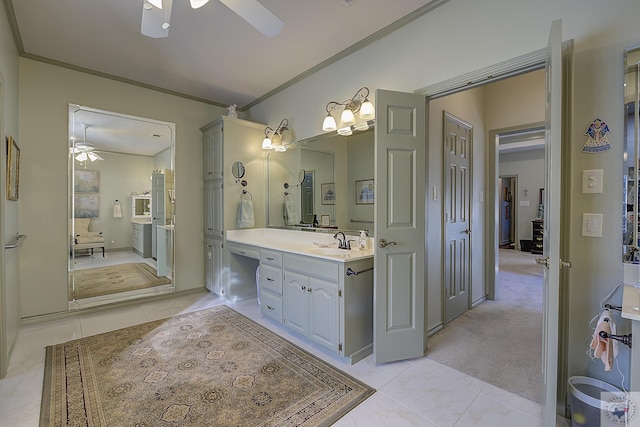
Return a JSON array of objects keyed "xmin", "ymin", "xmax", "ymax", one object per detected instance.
[
  {"xmin": 488, "ymin": 123, "xmax": 545, "ymax": 300},
  {"xmin": 418, "ymin": 42, "xmax": 572, "ymax": 413}
]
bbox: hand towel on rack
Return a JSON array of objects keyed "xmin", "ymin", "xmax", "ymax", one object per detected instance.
[
  {"xmin": 284, "ymin": 198, "xmax": 298, "ymax": 225},
  {"xmin": 237, "ymin": 199, "xmax": 255, "ymax": 228},
  {"xmin": 113, "ymin": 200, "xmax": 122, "ymax": 218},
  {"xmin": 590, "ymin": 309, "xmax": 618, "ymax": 371}
]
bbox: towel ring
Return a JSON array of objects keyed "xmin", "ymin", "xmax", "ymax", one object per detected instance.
[{"xmin": 241, "ymin": 189, "xmax": 253, "ymax": 200}]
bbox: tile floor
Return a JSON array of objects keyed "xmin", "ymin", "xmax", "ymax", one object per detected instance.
[{"xmin": 0, "ymin": 291, "xmax": 571, "ymax": 426}]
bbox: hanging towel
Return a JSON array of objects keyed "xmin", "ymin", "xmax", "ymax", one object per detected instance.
[
  {"xmin": 237, "ymin": 199, "xmax": 255, "ymax": 228},
  {"xmin": 590, "ymin": 309, "xmax": 618, "ymax": 371},
  {"xmin": 284, "ymin": 198, "xmax": 298, "ymax": 225},
  {"xmin": 113, "ymin": 200, "xmax": 122, "ymax": 218}
]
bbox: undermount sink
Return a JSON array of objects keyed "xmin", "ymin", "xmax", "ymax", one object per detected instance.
[{"xmin": 304, "ymin": 247, "xmax": 352, "ymax": 256}]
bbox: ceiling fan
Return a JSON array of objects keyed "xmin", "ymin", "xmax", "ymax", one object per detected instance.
[
  {"xmin": 71, "ymin": 124, "xmax": 104, "ymax": 163},
  {"xmin": 141, "ymin": 0, "xmax": 284, "ymax": 38}
]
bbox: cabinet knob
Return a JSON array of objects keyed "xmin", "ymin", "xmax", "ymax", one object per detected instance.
[
  {"xmin": 266, "ymin": 305, "xmax": 275, "ymax": 311},
  {"xmin": 307, "ymin": 288, "xmax": 312, "ymax": 293},
  {"xmin": 266, "ymin": 277, "xmax": 274, "ymax": 282},
  {"xmin": 301, "ymin": 286, "xmax": 306, "ymax": 291}
]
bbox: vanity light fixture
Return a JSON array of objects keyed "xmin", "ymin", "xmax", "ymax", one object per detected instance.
[
  {"xmin": 321, "ymin": 87, "xmax": 375, "ymax": 133},
  {"xmin": 262, "ymin": 118, "xmax": 290, "ymax": 151}
]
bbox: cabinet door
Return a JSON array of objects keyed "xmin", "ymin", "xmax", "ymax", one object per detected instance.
[
  {"xmin": 283, "ymin": 270, "xmax": 308, "ymax": 336},
  {"xmin": 203, "ymin": 124, "xmax": 223, "ymax": 180},
  {"xmin": 204, "ymin": 238, "xmax": 223, "ymax": 295},
  {"xmin": 308, "ymin": 278, "xmax": 339, "ymax": 351},
  {"xmin": 204, "ymin": 180, "xmax": 223, "ymax": 238}
]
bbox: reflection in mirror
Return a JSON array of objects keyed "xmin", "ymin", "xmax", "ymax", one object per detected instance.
[
  {"xmin": 624, "ymin": 48, "xmax": 640, "ymax": 263},
  {"xmin": 231, "ymin": 161, "xmax": 245, "ymax": 179},
  {"xmin": 68, "ymin": 104, "xmax": 176, "ymax": 309},
  {"xmin": 267, "ymin": 129, "xmax": 374, "ymax": 234}
]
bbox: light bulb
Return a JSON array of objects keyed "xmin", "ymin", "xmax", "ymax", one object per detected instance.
[
  {"xmin": 322, "ymin": 114, "xmax": 337, "ymax": 132},
  {"xmin": 262, "ymin": 137, "xmax": 273, "ymax": 150},
  {"xmin": 341, "ymin": 108, "xmax": 356, "ymax": 126},
  {"xmin": 190, "ymin": 0, "xmax": 210, "ymax": 8},
  {"xmin": 359, "ymin": 99, "xmax": 374, "ymax": 120}
]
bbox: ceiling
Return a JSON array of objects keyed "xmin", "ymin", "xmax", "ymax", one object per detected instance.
[{"xmin": 8, "ymin": 0, "xmax": 443, "ymax": 109}]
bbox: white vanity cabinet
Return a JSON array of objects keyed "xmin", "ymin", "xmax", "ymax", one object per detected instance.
[
  {"xmin": 259, "ymin": 250, "xmax": 284, "ymax": 322},
  {"xmin": 131, "ymin": 221, "xmax": 152, "ymax": 258},
  {"xmin": 200, "ymin": 116, "xmax": 265, "ymax": 295},
  {"xmin": 204, "ymin": 237, "xmax": 223, "ymax": 294},
  {"xmin": 284, "ymin": 254, "xmax": 340, "ymax": 352}
]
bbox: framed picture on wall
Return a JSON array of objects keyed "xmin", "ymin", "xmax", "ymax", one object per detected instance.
[
  {"xmin": 356, "ymin": 179, "xmax": 374, "ymax": 204},
  {"xmin": 75, "ymin": 195, "xmax": 100, "ymax": 218},
  {"xmin": 6, "ymin": 136, "xmax": 20, "ymax": 201},
  {"xmin": 74, "ymin": 170, "xmax": 100, "ymax": 193},
  {"xmin": 321, "ymin": 182, "xmax": 335, "ymax": 205}
]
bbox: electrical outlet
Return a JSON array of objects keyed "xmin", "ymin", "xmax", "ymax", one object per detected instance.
[{"xmin": 582, "ymin": 213, "xmax": 603, "ymax": 237}]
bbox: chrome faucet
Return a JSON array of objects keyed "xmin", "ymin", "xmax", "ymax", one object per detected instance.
[{"xmin": 334, "ymin": 231, "xmax": 349, "ymax": 249}]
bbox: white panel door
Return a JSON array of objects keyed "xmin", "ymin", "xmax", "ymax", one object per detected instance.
[
  {"xmin": 540, "ymin": 19, "xmax": 563, "ymax": 425},
  {"xmin": 374, "ymin": 89, "xmax": 426, "ymax": 363},
  {"xmin": 443, "ymin": 112, "xmax": 472, "ymax": 324}
]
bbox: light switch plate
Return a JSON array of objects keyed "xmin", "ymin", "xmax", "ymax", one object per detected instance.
[
  {"xmin": 582, "ymin": 213, "xmax": 603, "ymax": 237},
  {"xmin": 582, "ymin": 169, "xmax": 603, "ymax": 193}
]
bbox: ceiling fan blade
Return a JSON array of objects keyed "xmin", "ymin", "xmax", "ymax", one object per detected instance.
[
  {"xmin": 218, "ymin": 0, "xmax": 283, "ymax": 37},
  {"xmin": 141, "ymin": 0, "xmax": 173, "ymax": 38}
]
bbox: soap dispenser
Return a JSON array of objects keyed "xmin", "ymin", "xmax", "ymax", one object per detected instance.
[{"xmin": 358, "ymin": 230, "xmax": 368, "ymax": 250}]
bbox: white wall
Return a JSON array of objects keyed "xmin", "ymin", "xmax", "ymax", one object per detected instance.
[
  {"xmin": 18, "ymin": 58, "xmax": 226, "ymax": 317},
  {"xmin": 246, "ymin": 0, "xmax": 640, "ymax": 389},
  {"xmin": 0, "ymin": 0, "xmax": 21, "ymax": 373},
  {"xmin": 74, "ymin": 153, "xmax": 155, "ymax": 251},
  {"xmin": 499, "ymin": 149, "xmax": 546, "ymax": 244}
]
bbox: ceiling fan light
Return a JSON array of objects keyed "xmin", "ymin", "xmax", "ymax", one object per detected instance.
[
  {"xmin": 322, "ymin": 114, "xmax": 337, "ymax": 132},
  {"xmin": 148, "ymin": 0, "xmax": 163, "ymax": 9},
  {"xmin": 75, "ymin": 152, "xmax": 88, "ymax": 162},
  {"xmin": 359, "ymin": 99, "xmax": 375, "ymax": 120},
  {"xmin": 340, "ymin": 108, "xmax": 356, "ymax": 127},
  {"xmin": 190, "ymin": 0, "xmax": 210, "ymax": 8},
  {"xmin": 87, "ymin": 152, "xmax": 104, "ymax": 162}
]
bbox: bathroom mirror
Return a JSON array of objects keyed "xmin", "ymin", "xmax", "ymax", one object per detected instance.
[
  {"xmin": 624, "ymin": 47, "xmax": 640, "ymax": 263},
  {"xmin": 68, "ymin": 104, "xmax": 176, "ymax": 308},
  {"xmin": 231, "ymin": 161, "xmax": 245, "ymax": 179},
  {"xmin": 267, "ymin": 129, "xmax": 374, "ymax": 233}
]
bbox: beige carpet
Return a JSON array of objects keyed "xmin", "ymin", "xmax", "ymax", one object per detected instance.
[
  {"xmin": 426, "ymin": 249, "xmax": 543, "ymax": 402},
  {"xmin": 40, "ymin": 305, "xmax": 375, "ymax": 426},
  {"xmin": 74, "ymin": 263, "xmax": 171, "ymax": 299}
]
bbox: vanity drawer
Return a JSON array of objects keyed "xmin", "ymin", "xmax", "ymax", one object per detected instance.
[
  {"xmin": 284, "ymin": 253, "xmax": 339, "ymax": 283},
  {"xmin": 260, "ymin": 291, "xmax": 283, "ymax": 323},
  {"xmin": 228, "ymin": 242, "xmax": 260, "ymax": 259},
  {"xmin": 259, "ymin": 264, "xmax": 283, "ymax": 295},
  {"xmin": 261, "ymin": 250, "xmax": 283, "ymax": 267}
]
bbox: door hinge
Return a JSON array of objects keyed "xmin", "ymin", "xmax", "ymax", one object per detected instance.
[
  {"xmin": 338, "ymin": 289, "xmax": 342, "ymax": 297},
  {"xmin": 338, "ymin": 343, "xmax": 342, "ymax": 352}
]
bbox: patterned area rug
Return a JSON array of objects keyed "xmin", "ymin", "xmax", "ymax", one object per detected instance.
[
  {"xmin": 40, "ymin": 305, "xmax": 375, "ymax": 426},
  {"xmin": 74, "ymin": 263, "xmax": 171, "ymax": 299}
]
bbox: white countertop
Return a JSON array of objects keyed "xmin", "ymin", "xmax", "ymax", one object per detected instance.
[
  {"xmin": 131, "ymin": 218, "xmax": 152, "ymax": 224},
  {"xmin": 226, "ymin": 228, "xmax": 374, "ymax": 262},
  {"xmin": 622, "ymin": 285, "xmax": 640, "ymax": 322}
]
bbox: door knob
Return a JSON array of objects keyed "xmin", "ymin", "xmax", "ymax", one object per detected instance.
[
  {"xmin": 378, "ymin": 239, "xmax": 397, "ymax": 248},
  {"xmin": 535, "ymin": 256, "xmax": 550, "ymax": 269}
]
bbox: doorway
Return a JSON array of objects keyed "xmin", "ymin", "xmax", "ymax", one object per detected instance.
[
  {"xmin": 498, "ymin": 176, "xmax": 516, "ymax": 248},
  {"xmin": 426, "ymin": 68, "xmax": 547, "ymax": 403}
]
